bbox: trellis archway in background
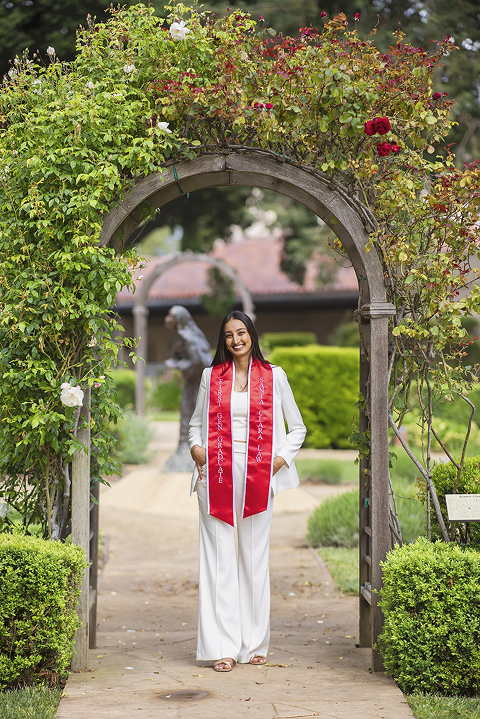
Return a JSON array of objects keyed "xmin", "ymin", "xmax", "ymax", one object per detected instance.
[
  {"xmin": 131, "ymin": 251, "xmax": 255, "ymax": 415},
  {"xmin": 100, "ymin": 152, "xmax": 396, "ymax": 671}
]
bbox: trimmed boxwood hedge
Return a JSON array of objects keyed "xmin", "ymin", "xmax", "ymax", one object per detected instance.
[
  {"xmin": 378, "ymin": 537, "xmax": 480, "ymax": 696},
  {"xmin": 0, "ymin": 533, "xmax": 86, "ymax": 689},
  {"xmin": 270, "ymin": 345, "xmax": 358, "ymax": 448},
  {"xmin": 262, "ymin": 332, "xmax": 317, "ymax": 351}
]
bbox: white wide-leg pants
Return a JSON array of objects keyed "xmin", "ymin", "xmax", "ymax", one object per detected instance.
[{"xmin": 196, "ymin": 451, "xmax": 273, "ymax": 663}]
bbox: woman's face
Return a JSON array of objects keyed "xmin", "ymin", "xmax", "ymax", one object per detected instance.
[{"xmin": 224, "ymin": 318, "xmax": 252, "ymax": 361}]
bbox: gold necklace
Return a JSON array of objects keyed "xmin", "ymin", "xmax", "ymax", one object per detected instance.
[{"xmin": 237, "ymin": 376, "xmax": 248, "ymax": 391}]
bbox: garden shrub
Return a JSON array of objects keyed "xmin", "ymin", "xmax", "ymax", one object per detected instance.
[
  {"xmin": 328, "ymin": 321, "xmax": 359, "ymax": 348},
  {"xmin": 150, "ymin": 370, "xmax": 184, "ymax": 411},
  {"xmin": 306, "ymin": 488, "xmax": 359, "ymax": 548},
  {"xmin": 110, "ymin": 369, "xmax": 136, "ymax": 409},
  {"xmin": 262, "ymin": 332, "xmax": 317, "ymax": 351},
  {"xmin": 109, "ymin": 409, "xmax": 155, "ymax": 465},
  {"xmin": 378, "ymin": 537, "xmax": 480, "ymax": 696},
  {"xmin": 270, "ymin": 345, "xmax": 358, "ymax": 448},
  {"xmin": 306, "ymin": 475, "xmax": 424, "ymax": 548},
  {"xmin": 0, "ymin": 533, "xmax": 86, "ymax": 689},
  {"xmin": 429, "ymin": 455, "xmax": 480, "ymax": 547}
]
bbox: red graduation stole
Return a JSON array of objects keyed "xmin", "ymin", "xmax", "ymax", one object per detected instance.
[{"xmin": 207, "ymin": 359, "xmax": 274, "ymax": 526}]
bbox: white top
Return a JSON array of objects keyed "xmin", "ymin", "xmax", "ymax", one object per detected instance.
[{"xmin": 231, "ymin": 390, "xmax": 248, "ymax": 452}]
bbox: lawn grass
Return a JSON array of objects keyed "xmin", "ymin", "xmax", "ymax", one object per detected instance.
[
  {"xmin": 296, "ymin": 457, "xmax": 358, "ymax": 484},
  {"xmin": 407, "ymin": 694, "xmax": 480, "ymax": 718},
  {"xmin": 317, "ymin": 546, "xmax": 358, "ymax": 594},
  {"xmin": 0, "ymin": 686, "xmax": 62, "ymax": 719}
]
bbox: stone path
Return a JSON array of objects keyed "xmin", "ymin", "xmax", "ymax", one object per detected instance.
[{"xmin": 56, "ymin": 422, "xmax": 414, "ymax": 719}]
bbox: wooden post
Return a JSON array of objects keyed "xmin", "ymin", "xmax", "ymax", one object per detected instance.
[
  {"xmin": 133, "ymin": 305, "xmax": 149, "ymax": 415},
  {"xmin": 358, "ymin": 326, "xmax": 371, "ymax": 648},
  {"xmin": 89, "ymin": 478, "xmax": 99, "ymax": 649},
  {"xmin": 360, "ymin": 303, "xmax": 395, "ymax": 671},
  {"xmin": 71, "ymin": 389, "xmax": 91, "ymax": 672}
]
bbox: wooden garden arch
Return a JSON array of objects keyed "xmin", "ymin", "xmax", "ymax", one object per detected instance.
[
  {"xmin": 132, "ymin": 251, "xmax": 255, "ymax": 415},
  {"xmin": 73, "ymin": 151, "xmax": 395, "ymax": 672}
]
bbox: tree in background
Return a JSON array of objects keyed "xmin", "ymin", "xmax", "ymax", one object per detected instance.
[{"xmin": 0, "ymin": 0, "xmax": 113, "ymax": 71}]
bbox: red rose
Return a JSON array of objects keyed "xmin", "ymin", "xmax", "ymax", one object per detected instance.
[
  {"xmin": 364, "ymin": 120, "xmax": 376, "ymax": 136},
  {"xmin": 391, "ymin": 143, "xmax": 401, "ymax": 154},
  {"xmin": 377, "ymin": 142, "xmax": 392, "ymax": 157},
  {"xmin": 265, "ymin": 102, "xmax": 273, "ymax": 109},
  {"xmin": 374, "ymin": 116, "xmax": 391, "ymax": 135},
  {"xmin": 321, "ymin": 11, "xmax": 327, "ymax": 18},
  {"xmin": 432, "ymin": 92, "xmax": 441, "ymax": 100},
  {"xmin": 354, "ymin": 12, "xmax": 360, "ymax": 20}
]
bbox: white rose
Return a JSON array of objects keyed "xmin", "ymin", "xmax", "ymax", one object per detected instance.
[
  {"xmin": 60, "ymin": 383, "xmax": 84, "ymax": 407},
  {"xmin": 169, "ymin": 21, "xmax": 190, "ymax": 41},
  {"xmin": 86, "ymin": 81, "xmax": 95, "ymax": 89},
  {"xmin": 157, "ymin": 121, "xmax": 172, "ymax": 134},
  {"xmin": 124, "ymin": 64, "xmax": 136, "ymax": 74},
  {"xmin": 46, "ymin": 46, "xmax": 55, "ymax": 56}
]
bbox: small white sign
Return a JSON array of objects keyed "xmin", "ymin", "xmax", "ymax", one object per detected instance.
[{"xmin": 445, "ymin": 494, "xmax": 480, "ymax": 521}]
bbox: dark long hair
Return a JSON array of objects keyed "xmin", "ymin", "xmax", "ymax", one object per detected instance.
[{"xmin": 212, "ymin": 311, "xmax": 269, "ymax": 368}]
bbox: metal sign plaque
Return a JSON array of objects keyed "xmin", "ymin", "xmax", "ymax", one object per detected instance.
[{"xmin": 445, "ymin": 494, "xmax": 480, "ymax": 521}]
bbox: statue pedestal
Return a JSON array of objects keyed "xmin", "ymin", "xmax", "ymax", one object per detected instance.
[{"xmin": 163, "ymin": 442, "xmax": 195, "ymax": 473}]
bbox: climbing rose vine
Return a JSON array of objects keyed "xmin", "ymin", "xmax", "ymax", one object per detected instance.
[{"xmin": 0, "ymin": 2, "xmax": 478, "ymax": 540}]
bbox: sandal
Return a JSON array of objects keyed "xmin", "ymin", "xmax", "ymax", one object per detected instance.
[
  {"xmin": 213, "ymin": 657, "xmax": 235, "ymax": 672},
  {"xmin": 249, "ymin": 655, "xmax": 266, "ymax": 665}
]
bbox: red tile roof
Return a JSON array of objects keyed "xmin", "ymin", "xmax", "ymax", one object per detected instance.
[{"xmin": 116, "ymin": 230, "xmax": 358, "ymax": 304}]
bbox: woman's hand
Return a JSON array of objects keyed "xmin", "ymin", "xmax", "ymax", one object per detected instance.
[
  {"xmin": 272, "ymin": 456, "xmax": 286, "ymax": 475},
  {"xmin": 191, "ymin": 445, "xmax": 207, "ymax": 479}
]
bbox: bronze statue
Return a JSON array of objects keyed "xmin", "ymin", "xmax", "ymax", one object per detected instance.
[{"xmin": 163, "ymin": 305, "xmax": 212, "ymax": 472}]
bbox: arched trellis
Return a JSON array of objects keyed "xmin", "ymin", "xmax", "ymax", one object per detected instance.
[
  {"xmin": 132, "ymin": 251, "xmax": 256, "ymax": 416},
  {"xmin": 76, "ymin": 151, "xmax": 395, "ymax": 672}
]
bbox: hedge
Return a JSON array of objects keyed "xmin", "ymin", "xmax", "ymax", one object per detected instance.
[
  {"xmin": 0, "ymin": 534, "xmax": 86, "ymax": 689},
  {"xmin": 110, "ymin": 369, "xmax": 136, "ymax": 409},
  {"xmin": 429, "ymin": 455, "xmax": 480, "ymax": 547},
  {"xmin": 270, "ymin": 345, "xmax": 358, "ymax": 448},
  {"xmin": 378, "ymin": 538, "xmax": 480, "ymax": 696},
  {"xmin": 262, "ymin": 332, "xmax": 317, "ymax": 351}
]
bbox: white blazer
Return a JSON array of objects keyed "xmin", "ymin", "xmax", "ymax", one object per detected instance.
[{"xmin": 188, "ymin": 364, "xmax": 307, "ymax": 496}]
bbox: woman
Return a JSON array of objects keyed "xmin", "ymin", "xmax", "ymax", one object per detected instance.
[{"xmin": 188, "ymin": 311, "xmax": 306, "ymax": 672}]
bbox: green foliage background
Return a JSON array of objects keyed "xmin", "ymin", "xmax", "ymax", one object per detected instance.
[{"xmin": 271, "ymin": 345, "xmax": 359, "ymax": 448}]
